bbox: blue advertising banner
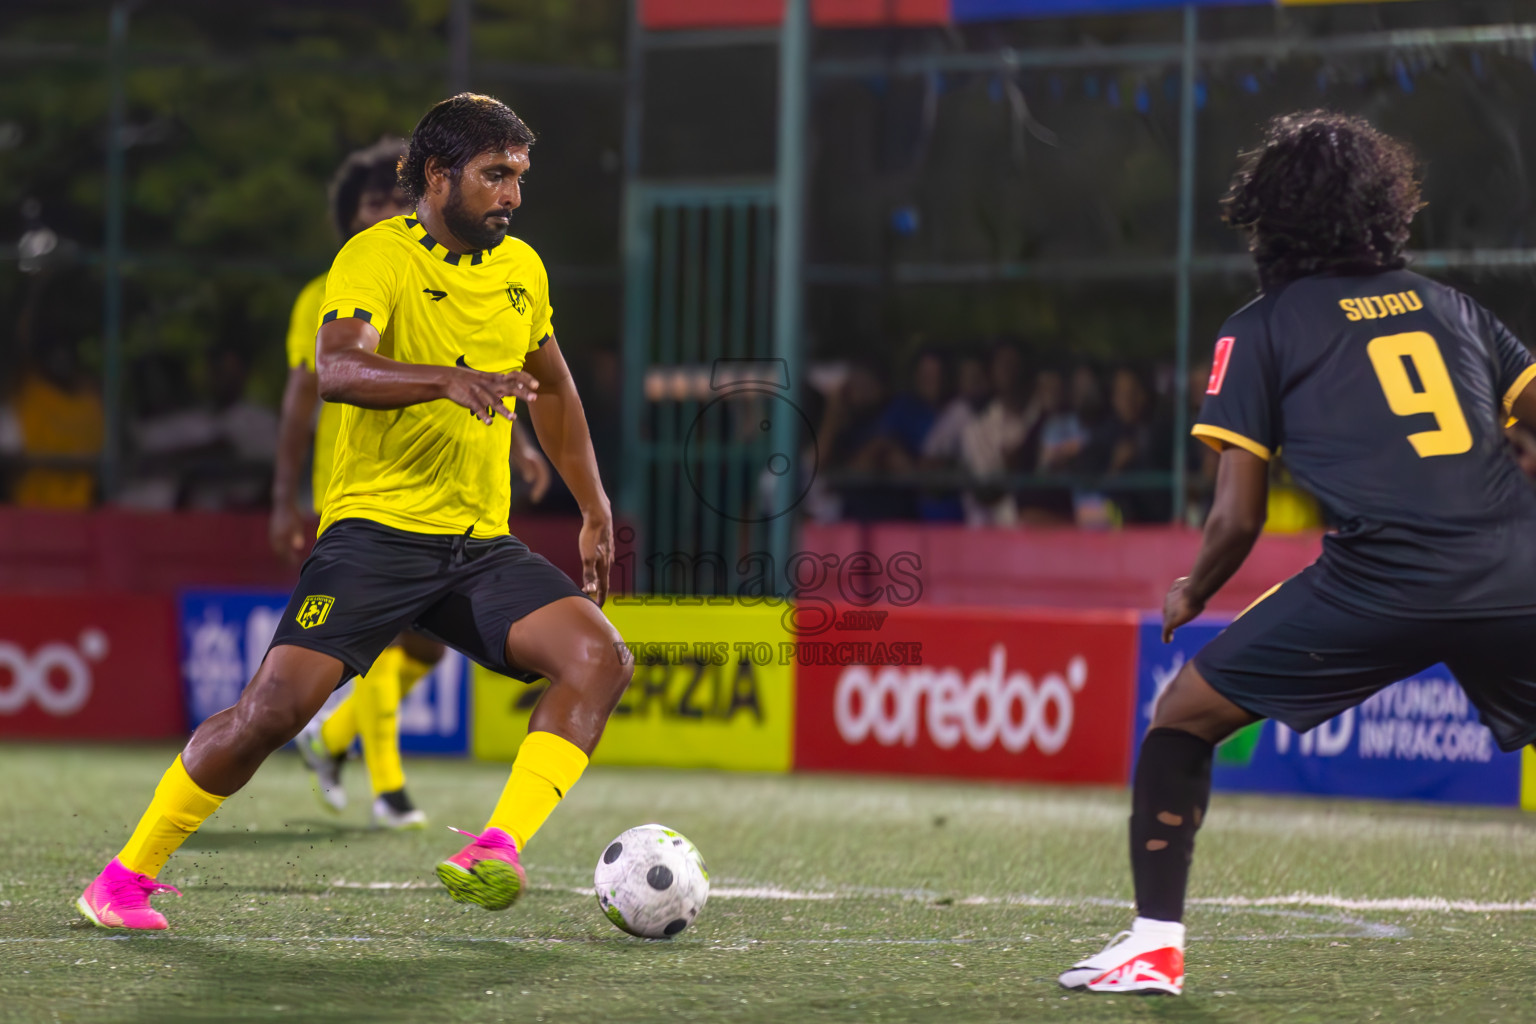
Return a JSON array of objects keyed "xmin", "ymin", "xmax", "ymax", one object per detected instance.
[
  {"xmin": 1135, "ymin": 615, "xmax": 1521, "ymax": 807},
  {"xmin": 178, "ymin": 589, "xmax": 468, "ymax": 756},
  {"xmin": 953, "ymin": 0, "xmax": 1266, "ymax": 23}
]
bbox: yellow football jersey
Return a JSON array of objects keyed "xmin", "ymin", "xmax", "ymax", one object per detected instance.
[
  {"xmin": 285, "ymin": 271, "xmax": 344, "ymax": 509},
  {"xmin": 316, "ymin": 213, "xmax": 553, "ymax": 538}
]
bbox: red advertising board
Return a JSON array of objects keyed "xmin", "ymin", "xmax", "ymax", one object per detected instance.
[
  {"xmin": 641, "ymin": 0, "xmax": 949, "ymax": 29},
  {"xmin": 0, "ymin": 594, "xmax": 182, "ymax": 740},
  {"xmin": 794, "ymin": 606, "xmax": 1139, "ymax": 784}
]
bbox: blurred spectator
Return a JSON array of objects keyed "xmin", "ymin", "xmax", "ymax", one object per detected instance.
[
  {"xmin": 1016, "ymin": 367, "xmax": 1075, "ymax": 523},
  {"xmin": 877, "ymin": 349, "xmax": 959, "ymax": 522},
  {"xmin": 1183, "ymin": 359, "xmax": 1220, "ymax": 523},
  {"xmin": 923, "ymin": 352, "xmax": 988, "ymax": 464},
  {"xmin": 1081, "ymin": 366, "xmax": 1171, "ymax": 523},
  {"xmin": 878, "ymin": 349, "xmax": 946, "ymax": 468},
  {"xmin": 920, "ymin": 351, "xmax": 989, "ymax": 522},
  {"xmin": 9, "ymin": 199, "xmax": 100, "ymax": 507},
  {"xmin": 208, "ymin": 349, "xmax": 279, "ymax": 466},
  {"xmin": 960, "ymin": 341, "xmax": 1035, "ymax": 526},
  {"xmin": 13, "ymin": 344, "xmax": 103, "ymax": 507},
  {"xmin": 1036, "ymin": 366, "xmax": 1090, "ymax": 473},
  {"xmin": 816, "ymin": 361, "xmax": 911, "ymax": 520},
  {"xmin": 128, "ymin": 348, "xmax": 276, "ymax": 509},
  {"xmin": 1069, "ymin": 363, "xmax": 1106, "ymax": 437}
]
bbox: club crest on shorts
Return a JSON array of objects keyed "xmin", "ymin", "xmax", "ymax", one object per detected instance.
[{"xmin": 295, "ymin": 595, "xmax": 335, "ymax": 629}]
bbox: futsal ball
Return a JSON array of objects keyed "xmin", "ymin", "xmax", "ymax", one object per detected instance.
[{"xmin": 593, "ymin": 824, "xmax": 710, "ymax": 938}]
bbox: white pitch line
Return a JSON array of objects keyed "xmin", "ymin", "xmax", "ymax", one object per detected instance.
[
  {"xmin": 957, "ymin": 893, "xmax": 1536, "ymax": 914},
  {"xmin": 0, "ymin": 933, "xmax": 1372, "ymax": 946},
  {"xmin": 326, "ymin": 879, "xmax": 1536, "ymax": 914},
  {"xmin": 1193, "ymin": 894, "xmax": 1536, "ymax": 914},
  {"xmin": 327, "ymin": 879, "xmax": 841, "ymax": 900}
]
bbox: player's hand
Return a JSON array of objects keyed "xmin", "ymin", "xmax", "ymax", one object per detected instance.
[
  {"xmin": 445, "ymin": 366, "xmax": 539, "ymax": 425},
  {"xmin": 1162, "ymin": 576, "xmax": 1205, "ymax": 643},
  {"xmin": 517, "ymin": 448, "xmax": 552, "ymax": 503},
  {"xmin": 578, "ymin": 510, "xmax": 614, "ymax": 606},
  {"xmin": 269, "ymin": 503, "xmax": 308, "ymax": 566}
]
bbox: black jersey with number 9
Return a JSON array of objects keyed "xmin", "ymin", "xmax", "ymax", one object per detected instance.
[{"xmin": 1194, "ymin": 269, "xmax": 1536, "ymax": 618}]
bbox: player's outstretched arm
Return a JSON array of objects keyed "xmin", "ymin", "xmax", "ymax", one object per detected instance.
[
  {"xmin": 315, "ymin": 316, "xmax": 538, "ymax": 423},
  {"xmin": 271, "ymin": 364, "xmax": 319, "ymax": 564},
  {"xmin": 521, "ymin": 337, "xmax": 613, "ymax": 604},
  {"xmin": 1163, "ymin": 447, "xmax": 1269, "ymax": 642}
]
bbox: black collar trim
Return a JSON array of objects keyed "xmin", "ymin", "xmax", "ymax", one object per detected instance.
[{"xmin": 403, "ymin": 215, "xmax": 502, "ymax": 267}]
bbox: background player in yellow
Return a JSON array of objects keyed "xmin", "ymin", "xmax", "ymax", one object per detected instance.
[
  {"xmin": 82, "ymin": 93, "xmax": 629, "ymax": 930},
  {"xmin": 270, "ymin": 139, "xmax": 552, "ymax": 830}
]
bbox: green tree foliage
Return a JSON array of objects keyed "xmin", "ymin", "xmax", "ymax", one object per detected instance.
[{"xmin": 0, "ymin": 0, "xmax": 622, "ymax": 414}]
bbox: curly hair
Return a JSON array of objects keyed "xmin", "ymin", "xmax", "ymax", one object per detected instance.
[
  {"xmin": 397, "ymin": 93, "xmax": 535, "ymax": 202},
  {"xmin": 328, "ymin": 137, "xmax": 408, "ymax": 239},
  {"xmin": 1221, "ymin": 111, "xmax": 1422, "ymax": 290}
]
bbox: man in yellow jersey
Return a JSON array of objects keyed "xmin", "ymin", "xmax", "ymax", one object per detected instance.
[
  {"xmin": 271, "ymin": 140, "xmax": 550, "ymax": 830},
  {"xmin": 78, "ymin": 94, "xmax": 630, "ymax": 930}
]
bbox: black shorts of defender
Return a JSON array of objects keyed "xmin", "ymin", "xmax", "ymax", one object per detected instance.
[
  {"xmin": 1194, "ymin": 568, "xmax": 1536, "ymax": 753},
  {"xmin": 268, "ymin": 518, "xmax": 586, "ymax": 684}
]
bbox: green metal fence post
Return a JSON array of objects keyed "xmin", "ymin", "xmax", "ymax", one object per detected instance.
[
  {"xmin": 101, "ymin": 1, "xmax": 130, "ymax": 503},
  {"xmin": 448, "ymin": 0, "xmax": 472, "ymax": 93},
  {"xmin": 1172, "ymin": 3, "xmax": 1198, "ymax": 525},
  {"xmin": 619, "ymin": 0, "xmax": 647, "ymax": 587},
  {"xmin": 771, "ymin": 0, "xmax": 809, "ymax": 576}
]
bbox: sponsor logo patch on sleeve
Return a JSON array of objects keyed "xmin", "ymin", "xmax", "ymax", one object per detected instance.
[{"xmin": 1206, "ymin": 337, "xmax": 1235, "ymax": 395}]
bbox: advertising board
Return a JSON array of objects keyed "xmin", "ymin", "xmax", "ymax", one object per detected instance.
[
  {"xmin": 0, "ymin": 594, "xmax": 181, "ymax": 740},
  {"xmin": 179, "ymin": 589, "xmax": 468, "ymax": 754},
  {"xmin": 472, "ymin": 598, "xmax": 794, "ymax": 771},
  {"xmin": 794, "ymin": 605, "xmax": 1140, "ymax": 785},
  {"xmin": 1135, "ymin": 616, "xmax": 1522, "ymax": 806}
]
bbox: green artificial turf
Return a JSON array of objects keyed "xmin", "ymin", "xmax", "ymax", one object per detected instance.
[{"xmin": 3, "ymin": 744, "xmax": 1536, "ymax": 1023}]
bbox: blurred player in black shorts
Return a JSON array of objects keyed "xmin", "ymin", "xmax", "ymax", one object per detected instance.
[{"xmin": 1060, "ymin": 111, "xmax": 1536, "ymax": 996}]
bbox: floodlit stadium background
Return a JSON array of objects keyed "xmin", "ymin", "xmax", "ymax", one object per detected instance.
[{"xmin": 6, "ymin": 2, "xmax": 1536, "ymax": 1021}]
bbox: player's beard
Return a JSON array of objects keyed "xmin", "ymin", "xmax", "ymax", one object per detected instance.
[{"xmin": 443, "ymin": 177, "xmax": 509, "ymax": 251}]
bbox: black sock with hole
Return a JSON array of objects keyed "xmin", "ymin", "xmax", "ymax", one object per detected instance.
[{"xmin": 1129, "ymin": 727, "xmax": 1215, "ymax": 923}]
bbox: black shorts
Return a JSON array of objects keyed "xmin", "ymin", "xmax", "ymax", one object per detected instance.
[
  {"xmin": 1195, "ymin": 567, "xmax": 1536, "ymax": 753},
  {"xmin": 268, "ymin": 518, "xmax": 586, "ymax": 683}
]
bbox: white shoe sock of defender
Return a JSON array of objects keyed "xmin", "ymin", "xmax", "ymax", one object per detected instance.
[{"xmin": 1132, "ymin": 917, "xmax": 1187, "ymax": 948}]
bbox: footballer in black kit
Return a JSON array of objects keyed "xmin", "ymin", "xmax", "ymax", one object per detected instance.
[{"xmin": 1058, "ymin": 111, "xmax": 1536, "ymax": 996}]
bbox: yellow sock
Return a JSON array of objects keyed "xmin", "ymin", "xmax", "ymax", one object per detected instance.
[
  {"xmin": 355, "ymin": 646, "xmax": 433, "ymax": 796},
  {"xmin": 486, "ymin": 731, "xmax": 589, "ymax": 850},
  {"xmin": 319, "ymin": 694, "xmax": 358, "ymax": 758},
  {"xmin": 117, "ymin": 755, "xmax": 226, "ymax": 877}
]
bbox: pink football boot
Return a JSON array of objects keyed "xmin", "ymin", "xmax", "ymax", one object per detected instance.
[
  {"xmin": 76, "ymin": 859, "xmax": 182, "ymax": 931},
  {"xmin": 435, "ymin": 826, "xmax": 525, "ymax": 911}
]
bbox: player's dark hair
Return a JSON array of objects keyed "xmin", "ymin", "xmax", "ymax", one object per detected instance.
[
  {"xmin": 328, "ymin": 137, "xmax": 408, "ymax": 240},
  {"xmin": 398, "ymin": 93, "xmax": 535, "ymax": 202},
  {"xmin": 1221, "ymin": 111, "xmax": 1422, "ymax": 290}
]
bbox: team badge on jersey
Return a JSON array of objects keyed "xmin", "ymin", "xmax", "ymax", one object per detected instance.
[
  {"xmin": 295, "ymin": 595, "xmax": 335, "ymax": 629},
  {"xmin": 1207, "ymin": 336, "xmax": 1235, "ymax": 395},
  {"xmin": 505, "ymin": 282, "xmax": 530, "ymax": 314}
]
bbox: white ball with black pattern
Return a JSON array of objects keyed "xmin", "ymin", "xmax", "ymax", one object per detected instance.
[{"xmin": 593, "ymin": 824, "xmax": 710, "ymax": 938}]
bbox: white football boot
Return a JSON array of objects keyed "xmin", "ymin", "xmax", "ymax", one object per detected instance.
[
  {"xmin": 1058, "ymin": 918, "xmax": 1185, "ymax": 995},
  {"xmin": 297, "ymin": 719, "xmax": 348, "ymax": 813},
  {"xmin": 371, "ymin": 789, "xmax": 427, "ymax": 830}
]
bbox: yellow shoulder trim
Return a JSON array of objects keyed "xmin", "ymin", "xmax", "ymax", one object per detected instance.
[
  {"xmin": 1191, "ymin": 424, "xmax": 1271, "ymax": 461},
  {"xmin": 1503, "ymin": 364, "xmax": 1536, "ymax": 416}
]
